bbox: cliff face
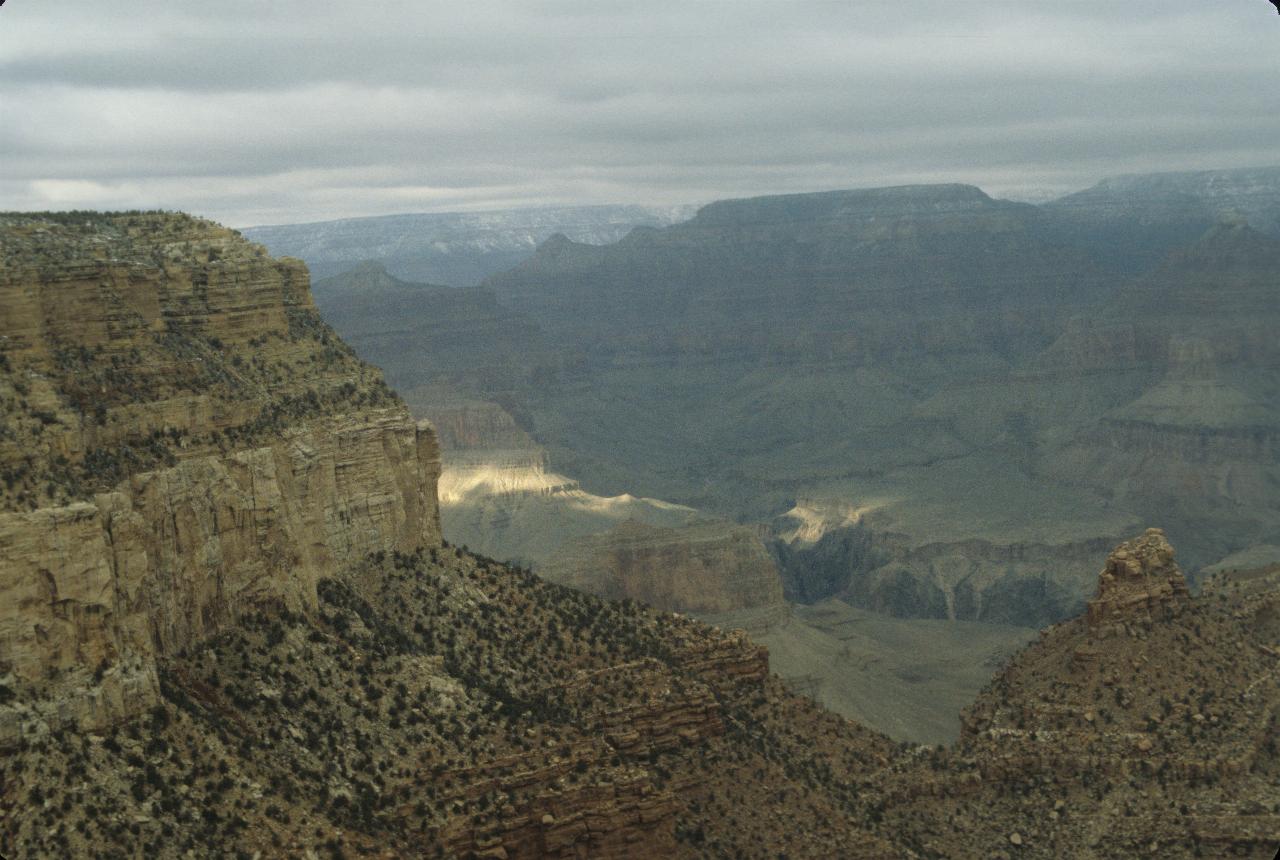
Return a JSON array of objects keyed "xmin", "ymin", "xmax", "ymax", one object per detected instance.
[
  {"xmin": 1038, "ymin": 224, "xmax": 1280, "ymax": 566},
  {"xmin": 489, "ymin": 183, "xmax": 1102, "ymax": 365},
  {"xmin": 544, "ymin": 519, "xmax": 785, "ymax": 615},
  {"xmin": 0, "ymin": 213, "xmax": 441, "ymax": 738},
  {"xmin": 772, "ymin": 500, "xmax": 1125, "ymax": 625},
  {"xmin": 311, "ymin": 262, "xmax": 550, "ymax": 398},
  {"xmin": 404, "ymin": 395, "xmax": 791, "ymax": 618}
]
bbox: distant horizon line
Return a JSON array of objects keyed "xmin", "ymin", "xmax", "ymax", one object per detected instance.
[
  {"xmin": 5, "ymin": 161, "xmax": 1278, "ymax": 232},
  {"xmin": 235, "ymin": 162, "xmax": 1280, "ymax": 231}
]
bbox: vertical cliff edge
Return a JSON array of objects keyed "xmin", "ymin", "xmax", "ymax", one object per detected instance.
[{"xmin": 0, "ymin": 213, "xmax": 442, "ymax": 741}]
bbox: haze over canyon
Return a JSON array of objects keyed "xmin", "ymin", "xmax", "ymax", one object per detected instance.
[
  {"xmin": 240, "ymin": 168, "xmax": 1280, "ymax": 739},
  {"xmin": 3, "ymin": 2, "xmax": 1280, "ymax": 856}
]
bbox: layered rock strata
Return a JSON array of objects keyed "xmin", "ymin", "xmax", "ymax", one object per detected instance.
[
  {"xmin": 1086, "ymin": 527, "xmax": 1190, "ymax": 628},
  {"xmin": 0, "ymin": 213, "xmax": 442, "ymax": 738},
  {"xmin": 545, "ymin": 519, "xmax": 785, "ymax": 614},
  {"xmin": 7, "ymin": 213, "xmax": 1280, "ymax": 858},
  {"xmin": 470, "ymin": 179, "xmax": 1280, "ymax": 625}
]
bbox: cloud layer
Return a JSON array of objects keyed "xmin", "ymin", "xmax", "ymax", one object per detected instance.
[{"xmin": 3, "ymin": 0, "xmax": 1279, "ymax": 225}]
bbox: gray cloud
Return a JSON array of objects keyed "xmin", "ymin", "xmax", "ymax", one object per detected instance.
[{"xmin": 1, "ymin": 0, "xmax": 1278, "ymax": 225}]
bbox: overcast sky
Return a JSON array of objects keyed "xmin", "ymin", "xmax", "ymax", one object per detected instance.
[{"xmin": 2, "ymin": 1, "xmax": 1279, "ymax": 227}]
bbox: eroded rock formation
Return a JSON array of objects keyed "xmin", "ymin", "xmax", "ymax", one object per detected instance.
[
  {"xmin": 1086, "ymin": 528, "xmax": 1191, "ymax": 628},
  {"xmin": 0, "ymin": 213, "xmax": 441, "ymax": 737},
  {"xmin": 418, "ymin": 396, "xmax": 789, "ymax": 617}
]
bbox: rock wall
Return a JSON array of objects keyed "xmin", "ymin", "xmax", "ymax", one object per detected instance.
[
  {"xmin": 0, "ymin": 213, "xmax": 442, "ymax": 741},
  {"xmin": 774, "ymin": 513, "xmax": 1121, "ymax": 626},
  {"xmin": 416, "ymin": 397, "xmax": 540, "ymax": 454},
  {"xmin": 412, "ymin": 396, "xmax": 789, "ymax": 616},
  {"xmin": 545, "ymin": 520, "xmax": 785, "ymax": 615}
]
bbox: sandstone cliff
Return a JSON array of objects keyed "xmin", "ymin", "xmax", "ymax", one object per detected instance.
[{"xmin": 0, "ymin": 213, "xmax": 441, "ymax": 739}]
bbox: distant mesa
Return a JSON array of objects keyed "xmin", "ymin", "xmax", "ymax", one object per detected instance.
[{"xmin": 689, "ymin": 182, "xmax": 1010, "ymax": 227}]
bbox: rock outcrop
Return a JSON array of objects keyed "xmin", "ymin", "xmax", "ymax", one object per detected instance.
[
  {"xmin": 907, "ymin": 529, "xmax": 1280, "ymax": 857},
  {"xmin": 1086, "ymin": 528, "xmax": 1190, "ymax": 628},
  {"xmin": 0, "ymin": 213, "xmax": 442, "ymax": 739}
]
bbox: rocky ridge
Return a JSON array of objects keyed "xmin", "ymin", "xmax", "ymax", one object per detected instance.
[{"xmin": 914, "ymin": 533, "xmax": 1280, "ymax": 857}]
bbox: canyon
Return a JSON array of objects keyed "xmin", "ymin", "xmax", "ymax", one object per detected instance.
[
  {"xmin": 289, "ymin": 167, "xmax": 1280, "ymax": 743},
  {"xmin": 305, "ymin": 261, "xmax": 1032, "ymax": 742},
  {"xmin": 1, "ymin": 213, "xmax": 1278, "ymax": 858},
  {"xmin": 297, "ymin": 167, "xmax": 1280, "ymax": 628}
]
